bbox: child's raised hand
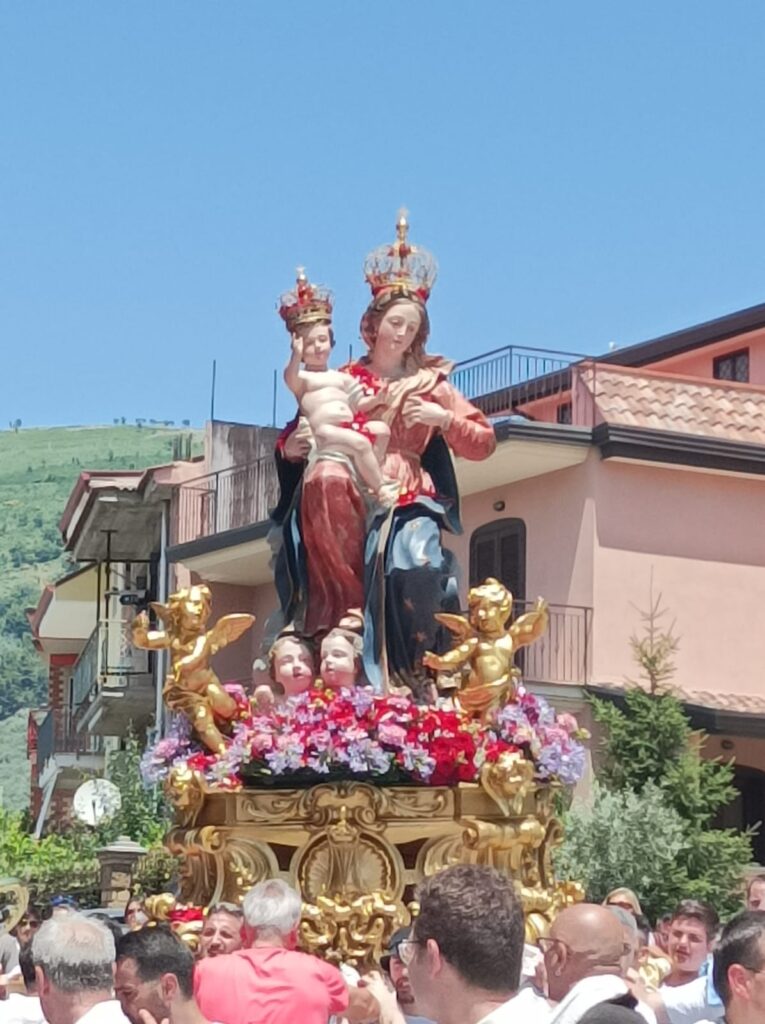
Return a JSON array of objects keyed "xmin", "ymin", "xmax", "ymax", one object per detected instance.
[{"xmin": 291, "ymin": 333, "xmax": 304, "ymax": 360}]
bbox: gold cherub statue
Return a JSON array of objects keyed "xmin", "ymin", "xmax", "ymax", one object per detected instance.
[
  {"xmin": 131, "ymin": 584, "xmax": 254, "ymax": 753},
  {"xmin": 422, "ymin": 578, "xmax": 548, "ymax": 720}
]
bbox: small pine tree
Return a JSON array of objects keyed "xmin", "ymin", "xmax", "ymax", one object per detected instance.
[
  {"xmin": 587, "ymin": 594, "xmax": 752, "ymax": 917},
  {"xmin": 561, "ymin": 593, "xmax": 753, "ymax": 921}
]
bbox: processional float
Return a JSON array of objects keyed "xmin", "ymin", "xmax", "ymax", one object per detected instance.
[{"xmin": 135, "ymin": 214, "xmax": 586, "ymax": 963}]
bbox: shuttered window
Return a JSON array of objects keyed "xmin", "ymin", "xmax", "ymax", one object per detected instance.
[{"xmin": 469, "ymin": 519, "xmax": 526, "ymax": 599}]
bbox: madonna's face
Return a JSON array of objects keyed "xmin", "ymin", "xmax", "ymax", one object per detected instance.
[{"xmin": 373, "ymin": 300, "xmax": 422, "ymax": 360}]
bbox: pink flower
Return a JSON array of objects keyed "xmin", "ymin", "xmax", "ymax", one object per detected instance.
[
  {"xmin": 556, "ymin": 713, "xmax": 580, "ymax": 736},
  {"xmin": 378, "ymin": 722, "xmax": 407, "ymax": 748},
  {"xmin": 251, "ymin": 731, "xmax": 274, "ymax": 754}
]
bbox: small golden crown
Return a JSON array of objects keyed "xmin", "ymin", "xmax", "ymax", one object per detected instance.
[
  {"xmin": 278, "ymin": 267, "xmax": 333, "ymax": 332},
  {"xmin": 364, "ymin": 209, "xmax": 438, "ymax": 303}
]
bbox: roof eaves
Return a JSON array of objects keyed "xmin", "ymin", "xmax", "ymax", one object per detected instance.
[
  {"xmin": 593, "ymin": 423, "xmax": 765, "ymax": 477},
  {"xmin": 599, "ymin": 301, "xmax": 765, "ymax": 368}
]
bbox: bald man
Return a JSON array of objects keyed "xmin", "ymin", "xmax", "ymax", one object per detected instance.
[{"xmin": 540, "ymin": 904, "xmax": 656, "ymax": 1024}]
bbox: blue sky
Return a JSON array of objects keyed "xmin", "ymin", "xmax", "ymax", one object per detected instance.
[{"xmin": 2, "ymin": 1, "xmax": 765, "ymax": 429}]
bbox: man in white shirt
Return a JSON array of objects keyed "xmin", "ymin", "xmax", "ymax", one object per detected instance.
[
  {"xmin": 539, "ymin": 904, "xmax": 656, "ymax": 1024},
  {"xmin": 401, "ymin": 864, "xmax": 550, "ymax": 1024},
  {"xmin": 31, "ymin": 913, "xmax": 128, "ymax": 1024},
  {"xmin": 0, "ymin": 944, "xmax": 45, "ymax": 1024}
]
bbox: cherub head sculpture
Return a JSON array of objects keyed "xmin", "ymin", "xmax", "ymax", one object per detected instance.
[
  {"xmin": 467, "ymin": 578, "xmax": 513, "ymax": 634},
  {"xmin": 320, "ymin": 627, "xmax": 364, "ymax": 690},
  {"xmin": 268, "ymin": 634, "xmax": 315, "ymax": 697},
  {"xmin": 156, "ymin": 584, "xmax": 213, "ymax": 636}
]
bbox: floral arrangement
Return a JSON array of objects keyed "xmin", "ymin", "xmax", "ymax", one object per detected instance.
[{"xmin": 142, "ymin": 686, "xmax": 587, "ymax": 793}]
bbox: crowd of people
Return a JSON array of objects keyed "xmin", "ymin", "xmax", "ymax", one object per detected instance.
[{"xmin": 1, "ymin": 869, "xmax": 764, "ymax": 1024}]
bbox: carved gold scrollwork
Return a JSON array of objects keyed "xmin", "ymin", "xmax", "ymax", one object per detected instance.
[
  {"xmin": 168, "ymin": 779, "xmax": 582, "ymax": 961},
  {"xmin": 166, "ymin": 826, "xmax": 278, "ymax": 907},
  {"xmin": 300, "ymin": 892, "xmax": 408, "ymax": 968},
  {"xmin": 292, "ymin": 804, "xmax": 405, "ymax": 904},
  {"xmin": 238, "ymin": 790, "xmax": 307, "ymax": 825},
  {"xmin": 301, "ymin": 783, "xmax": 382, "ymax": 832},
  {"xmin": 415, "ymin": 833, "xmax": 464, "ymax": 877}
]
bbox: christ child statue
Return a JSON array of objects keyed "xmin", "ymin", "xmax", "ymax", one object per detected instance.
[{"xmin": 279, "ymin": 269, "xmax": 399, "ymax": 506}]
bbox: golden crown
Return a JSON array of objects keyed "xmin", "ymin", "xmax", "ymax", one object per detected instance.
[
  {"xmin": 278, "ymin": 268, "xmax": 333, "ymax": 332},
  {"xmin": 364, "ymin": 210, "xmax": 438, "ymax": 303}
]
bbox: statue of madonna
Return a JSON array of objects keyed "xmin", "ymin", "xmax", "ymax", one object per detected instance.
[{"xmin": 273, "ymin": 214, "xmax": 496, "ymax": 693}]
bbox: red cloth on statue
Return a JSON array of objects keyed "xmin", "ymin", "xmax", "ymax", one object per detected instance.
[
  {"xmin": 297, "ymin": 360, "xmax": 495, "ymax": 636},
  {"xmin": 302, "ymin": 457, "xmax": 367, "ymax": 636}
]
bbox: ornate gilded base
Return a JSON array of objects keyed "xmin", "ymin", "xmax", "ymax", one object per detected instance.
[{"xmin": 166, "ymin": 772, "xmax": 581, "ymax": 964}]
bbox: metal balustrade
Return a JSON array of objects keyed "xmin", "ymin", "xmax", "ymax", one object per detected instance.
[
  {"xmin": 510, "ymin": 600, "xmax": 591, "ymax": 685},
  {"xmin": 173, "ymin": 455, "xmax": 279, "ymax": 545},
  {"xmin": 450, "ymin": 345, "xmax": 590, "ymax": 420},
  {"xmin": 36, "ymin": 708, "xmax": 104, "ymax": 770},
  {"xmin": 71, "ymin": 619, "xmax": 151, "ymax": 719}
]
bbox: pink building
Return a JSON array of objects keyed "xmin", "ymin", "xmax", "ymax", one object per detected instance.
[
  {"xmin": 168, "ymin": 302, "xmax": 765, "ymax": 862},
  {"xmin": 34, "ymin": 301, "xmax": 765, "ymax": 857}
]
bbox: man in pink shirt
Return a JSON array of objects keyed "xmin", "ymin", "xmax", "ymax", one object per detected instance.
[{"xmin": 194, "ymin": 879, "xmax": 376, "ymax": 1024}]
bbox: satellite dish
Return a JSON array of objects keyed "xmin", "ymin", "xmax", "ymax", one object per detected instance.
[{"xmin": 72, "ymin": 779, "xmax": 122, "ymax": 826}]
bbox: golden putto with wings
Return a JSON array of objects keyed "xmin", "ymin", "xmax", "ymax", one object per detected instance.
[
  {"xmin": 131, "ymin": 584, "xmax": 254, "ymax": 753},
  {"xmin": 423, "ymin": 578, "xmax": 548, "ymax": 720}
]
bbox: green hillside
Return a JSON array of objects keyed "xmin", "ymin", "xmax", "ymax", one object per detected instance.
[{"xmin": 0, "ymin": 425, "xmax": 202, "ymax": 808}]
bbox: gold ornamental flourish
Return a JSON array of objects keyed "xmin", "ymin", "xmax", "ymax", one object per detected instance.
[{"xmin": 161, "ymin": 575, "xmax": 583, "ymax": 958}]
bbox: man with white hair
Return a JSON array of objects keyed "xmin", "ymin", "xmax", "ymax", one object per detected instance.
[
  {"xmin": 31, "ymin": 913, "xmax": 128, "ymax": 1024},
  {"xmin": 193, "ymin": 878, "xmax": 377, "ymax": 1024}
]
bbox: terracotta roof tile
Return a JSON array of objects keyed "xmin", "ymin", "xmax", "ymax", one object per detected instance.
[
  {"xmin": 589, "ymin": 680, "xmax": 765, "ymax": 716},
  {"xmin": 577, "ymin": 364, "xmax": 765, "ymax": 445}
]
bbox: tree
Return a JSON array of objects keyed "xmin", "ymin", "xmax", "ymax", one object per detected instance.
[
  {"xmin": 0, "ymin": 809, "xmax": 100, "ymax": 906},
  {"xmin": 556, "ymin": 782, "xmax": 689, "ymax": 920},
  {"xmin": 104, "ymin": 731, "xmax": 170, "ymax": 846},
  {"xmin": 558, "ymin": 595, "xmax": 752, "ymax": 920}
]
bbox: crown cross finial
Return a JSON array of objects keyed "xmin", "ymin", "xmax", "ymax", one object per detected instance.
[
  {"xmin": 277, "ymin": 266, "xmax": 333, "ymax": 332},
  {"xmin": 363, "ymin": 210, "xmax": 437, "ymax": 303}
]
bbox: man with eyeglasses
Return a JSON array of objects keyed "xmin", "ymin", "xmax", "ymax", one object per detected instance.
[
  {"xmin": 378, "ymin": 927, "xmax": 433, "ymax": 1024},
  {"xmin": 540, "ymin": 904, "xmax": 656, "ymax": 1024},
  {"xmin": 709, "ymin": 910, "xmax": 765, "ymax": 1024}
]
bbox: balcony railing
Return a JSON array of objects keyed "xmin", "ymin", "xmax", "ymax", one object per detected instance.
[
  {"xmin": 510, "ymin": 600, "xmax": 591, "ymax": 685},
  {"xmin": 36, "ymin": 708, "xmax": 104, "ymax": 771},
  {"xmin": 71, "ymin": 618, "xmax": 151, "ymax": 718},
  {"xmin": 172, "ymin": 345, "xmax": 596, "ymax": 546},
  {"xmin": 173, "ymin": 456, "xmax": 279, "ymax": 545},
  {"xmin": 451, "ymin": 345, "xmax": 591, "ymax": 421}
]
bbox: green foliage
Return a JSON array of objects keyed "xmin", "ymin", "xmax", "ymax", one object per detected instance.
[
  {"xmin": 0, "ymin": 809, "xmax": 101, "ymax": 907},
  {"xmin": 0, "ymin": 711, "xmax": 32, "ymax": 812},
  {"xmin": 556, "ymin": 782, "xmax": 688, "ymax": 920},
  {"xmin": 105, "ymin": 732, "xmax": 170, "ymax": 846},
  {"xmin": 132, "ymin": 845, "xmax": 180, "ymax": 897},
  {"xmin": 567, "ymin": 597, "xmax": 753, "ymax": 919},
  {"xmin": 0, "ymin": 424, "xmax": 203, "ymax": 810},
  {"xmin": 0, "ymin": 731, "xmax": 174, "ymax": 905}
]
